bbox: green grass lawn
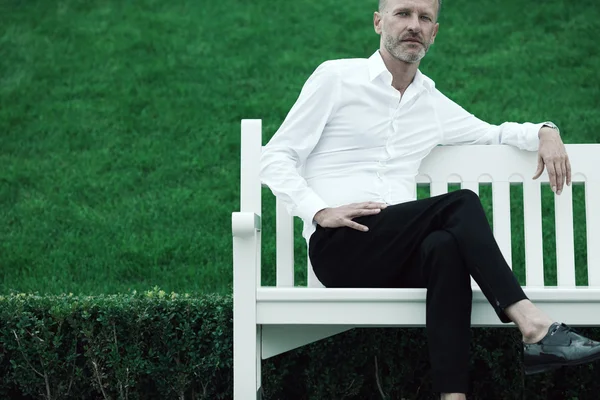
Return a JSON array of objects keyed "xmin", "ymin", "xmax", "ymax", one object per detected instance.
[{"xmin": 1, "ymin": 0, "xmax": 599, "ymax": 296}]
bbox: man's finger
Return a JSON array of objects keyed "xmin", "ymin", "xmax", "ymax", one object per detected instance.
[
  {"xmin": 345, "ymin": 219, "xmax": 369, "ymax": 232},
  {"xmin": 546, "ymin": 161, "xmax": 557, "ymax": 192},
  {"xmin": 358, "ymin": 202, "xmax": 388, "ymax": 209},
  {"xmin": 555, "ymin": 161, "xmax": 565, "ymax": 194},
  {"xmin": 349, "ymin": 208, "xmax": 382, "ymax": 218},
  {"xmin": 532, "ymin": 155, "xmax": 544, "ymax": 180},
  {"xmin": 566, "ymin": 157, "xmax": 572, "ymax": 186}
]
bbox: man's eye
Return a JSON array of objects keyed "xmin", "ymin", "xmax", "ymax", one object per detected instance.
[
  {"xmin": 396, "ymin": 12, "xmax": 409, "ymax": 16},
  {"xmin": 420, "ymin": 16, "xmax": 431, "ymax": 21}
]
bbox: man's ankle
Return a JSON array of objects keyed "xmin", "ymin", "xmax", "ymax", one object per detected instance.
[
  {"xmin": 441, "ymin": 393, "xmax": 466, "ymax": 400},
  {"xmin": 504, "ymin": 300, "xmax": 554, "ymax": 342},
  {"xmin": 522, "ymin": 321, "xmax": 554, "ymax": 344}
]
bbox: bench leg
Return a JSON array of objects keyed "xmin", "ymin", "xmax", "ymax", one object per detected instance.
[
  {"xmin": 232, "ymin": 218, "xmax": 263, "ymax": 399},
  {"xmin": 257, "ymin": 325, "xmax": 262, "ymax": 399},
  {"xmin": 234, "ymin": 322, "xmax": 262, "ymax": 399}
]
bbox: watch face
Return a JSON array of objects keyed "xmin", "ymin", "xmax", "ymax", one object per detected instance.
[{"xmin": 544, "ymin": 123, "xmax": 559, "ymax": 133}]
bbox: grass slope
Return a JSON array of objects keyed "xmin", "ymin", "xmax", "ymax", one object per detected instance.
[{"xmin": 0, "ymin": 0, "xmax": 599, "ymax": 295}]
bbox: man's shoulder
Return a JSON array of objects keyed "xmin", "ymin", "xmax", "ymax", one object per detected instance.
[
  {"xmin": 320, "ymin": 57, "xmax": 369, "ymax": 68},
  {"xmin": 312, "ymin": 55, "xmax": 368, "ymax": 72},
  {"xmin": 312, "ymin": 57, "xmax": 370, "ymax": 81}
]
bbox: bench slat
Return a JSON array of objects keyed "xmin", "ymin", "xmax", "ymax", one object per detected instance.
[
  {"xmin": 554, "ymin": 185, "xmax": 576, "ymax": 286},
  {"xmin": 308, "ymin": 257, "xmax": 324, "ymax": 288},
  {"xmin": 240, "ymin": 119, "xmax": 263, "ymax": 288},
  {"xmin": 493, "ymin": 181, "xmax": 512, "ymax": 269},
  {"xmin": 276, "ymin": 199, "xmax": 294, "ymax": 287},
  {"xmin": 241, "ymin": 120, "xmax": 262, "ymax": 216},
  {"xmin": 524, "ymin": 180, "xmax": 545, "ymax": 286},
  {"xmin": 462, "ymin": 181, "xmax": 479, "ymax": 196},
  {"xmin": 462, "ymin": 181, "xmax": 480, "ymax": 287},
  {"xmin": 588, "ymin": 182, "xmax": 600, "ymax": 286},
  {"xmin": 430, "ymin": 181, "xmax": 447, "ymax": 196}
]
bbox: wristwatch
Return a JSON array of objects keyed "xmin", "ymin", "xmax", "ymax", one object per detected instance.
[{"xmin": 542, "ymin": 122, "xmax": 560, "ymax": 134}]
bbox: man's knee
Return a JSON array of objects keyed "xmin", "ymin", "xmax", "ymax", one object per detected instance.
[
  {"xmin": 454, "ymin": 188, "xmax": 479, "ymax": 202},
  {"xmin": 449, "ymin": 188, "xmax": 483, "ymax": 211}
]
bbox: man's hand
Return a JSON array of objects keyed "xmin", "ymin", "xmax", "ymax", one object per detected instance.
[
  {"xmin": 314, "ymin": 202, "xmax": 388, "ymax": 232},
  {"xmin": 533, "ymin": 128, "xmax": 571, "ymax": 195}
]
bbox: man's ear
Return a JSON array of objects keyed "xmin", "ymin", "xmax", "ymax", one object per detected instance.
[
  {"xmin": 430, "ymin": 22, "xmax": 439, "ymax": 44},
  {"xmin": 374, "ymin": 12, "xmax": 382, "ymax": 34}
]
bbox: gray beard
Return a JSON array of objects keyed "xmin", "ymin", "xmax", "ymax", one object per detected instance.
[{"xmin": 384, "ymin": 35, "xmax": 430, "ymax": 64}]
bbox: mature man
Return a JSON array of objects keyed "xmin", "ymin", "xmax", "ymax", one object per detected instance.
[{"xmin": 260, "ymin": 0, "xmax": 600, "ymax": 398}]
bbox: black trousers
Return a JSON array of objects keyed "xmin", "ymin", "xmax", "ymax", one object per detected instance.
[{"xmin": 308, "ymin": 189, "xmax": 528, "ymax": 394}]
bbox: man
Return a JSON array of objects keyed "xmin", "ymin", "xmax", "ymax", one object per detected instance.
[{"xmin": 259, "ymin": 0, "xmax": 600, "ymax": 398}]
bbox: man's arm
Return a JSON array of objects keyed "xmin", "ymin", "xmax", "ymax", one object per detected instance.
[
  {"xmin": 260, "ymin": 61, "xmax": 339, "ymax": 223},
  {"xmin": 432, "ymin": 89, "xmax": 571, "ymax": 194}
]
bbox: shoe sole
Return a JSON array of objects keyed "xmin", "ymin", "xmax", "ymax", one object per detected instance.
[
  {"xmin": 525, "ymin": 351, "xmax": 600, "ymax": 375},
  {"xmin": 524, "ymin": 363, "xmax": 561, "ymax": 375}
]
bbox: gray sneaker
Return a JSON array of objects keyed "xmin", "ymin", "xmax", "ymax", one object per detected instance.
[{"xmin": 523, "ymin": 322, "xmax": 600, "ymax": 375}]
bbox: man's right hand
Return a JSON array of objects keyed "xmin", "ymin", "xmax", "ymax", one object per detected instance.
[{"xmin": 313, "ymin": 202, "xmax": 388, "ymax": 232}]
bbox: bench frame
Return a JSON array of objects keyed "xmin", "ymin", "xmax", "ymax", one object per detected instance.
[{"xmin": 232, "ymin": 119, "xmax": 600, "ymax": 399}]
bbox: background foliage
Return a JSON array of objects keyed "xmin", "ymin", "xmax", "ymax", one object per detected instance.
[{"xmin": 1, "ymin": 0, "xmax": 599, "ymax": 295}]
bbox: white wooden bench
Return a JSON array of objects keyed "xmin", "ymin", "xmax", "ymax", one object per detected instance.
[{"xmin": 232, "ymin": 119, "xmax": 600, "ymax": 399}]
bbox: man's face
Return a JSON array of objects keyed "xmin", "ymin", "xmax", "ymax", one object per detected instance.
[{"xmin": 374, "ymin": 0, "xmax": 439, "ymax": 64}]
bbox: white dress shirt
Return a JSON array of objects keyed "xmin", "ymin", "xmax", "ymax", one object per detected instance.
[{"xmin": 260, "ymin": 50, "xmax": 550, "ymax": 242}]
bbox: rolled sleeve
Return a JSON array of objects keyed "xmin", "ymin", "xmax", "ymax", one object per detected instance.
[{"xmin": 496, "ymin": 122, "xmax": 545, "ymax": 151}]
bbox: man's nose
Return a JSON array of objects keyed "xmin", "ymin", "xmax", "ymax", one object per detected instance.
[{"xmin": 407, "ymin": 15, "xmax": 422, "ymax": 33}]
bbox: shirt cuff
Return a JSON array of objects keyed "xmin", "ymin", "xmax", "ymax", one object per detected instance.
[
  {"xmin": 294, "ymin": 191, "xmax": 329, "ymax": 225},
  {"xmin": 520, "ymin": 122, "xmax": 546, "ymax": 151}
]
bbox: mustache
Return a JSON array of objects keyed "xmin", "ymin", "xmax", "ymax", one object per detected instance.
[{"xmin": 400, "ymin": 35, "xmax": 424, "ymax": 43}]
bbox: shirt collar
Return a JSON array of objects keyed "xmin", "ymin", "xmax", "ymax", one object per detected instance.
[{"xmin": 368, "ymin": 50, "xmax": 435, "ymax": 93}]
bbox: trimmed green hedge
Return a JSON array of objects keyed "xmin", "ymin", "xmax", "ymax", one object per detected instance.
[
  {"xmin": 0, "ymin": 288, "xmax": 232, "ymax": 399},
  {"xmin": 1, "ymin": 288, "xmax": 599, "ymax": 399}
]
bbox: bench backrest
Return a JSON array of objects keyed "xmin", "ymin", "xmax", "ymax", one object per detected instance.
[{"xmin": 241, "ymin": 119, "xmax": 600, "ymax": 289}]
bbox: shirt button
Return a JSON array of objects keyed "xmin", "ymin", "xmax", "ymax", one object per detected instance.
[{"xmin": 378, "ymin": 160, "xmax": 386, "ymax": 167}]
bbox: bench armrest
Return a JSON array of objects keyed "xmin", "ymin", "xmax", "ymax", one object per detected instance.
[{"xmin": 232, "ymin": 212, "xmax": 262, "ymax": 238}]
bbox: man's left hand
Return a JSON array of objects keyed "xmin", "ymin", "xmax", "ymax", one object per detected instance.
[{"xmin": 532, "ymin": 127, "xmax": 571, "ymax": 195}]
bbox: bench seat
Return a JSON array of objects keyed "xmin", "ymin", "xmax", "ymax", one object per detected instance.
[{"xmin": 257, "ymin": 287, "xmax": 600, "ymax": 326}]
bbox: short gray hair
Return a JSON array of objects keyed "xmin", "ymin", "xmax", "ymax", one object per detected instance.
[{"xmin": 378, "ymin": 0, "xmax": 442, "ymax": 18}]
